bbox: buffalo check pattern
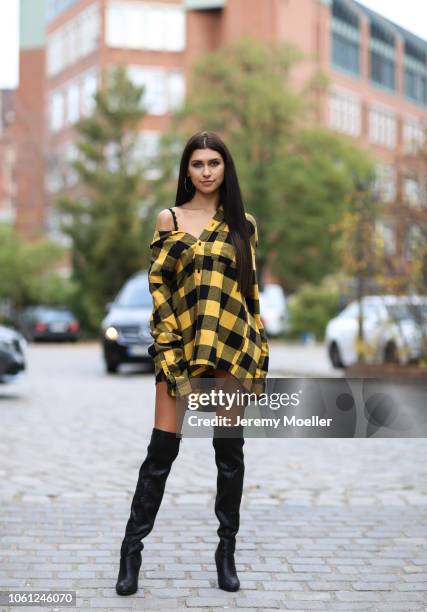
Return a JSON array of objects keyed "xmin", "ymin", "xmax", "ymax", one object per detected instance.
[{"xmin": 148, "ymin": 204, "xmax": 269, "ymax": 398}]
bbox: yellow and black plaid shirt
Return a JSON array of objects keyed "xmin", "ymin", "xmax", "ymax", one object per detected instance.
[{"xmin": 148, "ymin": 204, "xmax": 269, "ymax": 398}]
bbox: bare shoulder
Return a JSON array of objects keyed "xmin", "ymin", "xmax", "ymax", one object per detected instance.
[{"xmin": 155, "ymin": 208, "xmax": 175, "ymax": 231}]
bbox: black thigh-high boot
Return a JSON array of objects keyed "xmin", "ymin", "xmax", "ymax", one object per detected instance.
[
  {"xmin": 116, "ymin": 427, "xmax": 182, "ymax": 596},
  {"xmin": 212, "ymin": 424, "xmax": 245, "ymax": 592}
]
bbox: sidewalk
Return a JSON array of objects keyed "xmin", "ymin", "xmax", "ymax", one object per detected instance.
[
  {"xmin": 2, "ymin": 496, "xmax": 427, "ymax": 611},
  {"xmin": 1, "ymin": 343, "xmax": 426, "ymax": 611}
]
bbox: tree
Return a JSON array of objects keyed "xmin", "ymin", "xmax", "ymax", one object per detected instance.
[
  {"xmin": 0, "ymin": 225, "xmax": 70, "ymax": 317},
  {"xmin": 152, "ymin": 37, "xmax": 373, "ymax": 291},
  {"xmin": 57, "ymin": 65, "xmax": 147, "ymax": 330}
]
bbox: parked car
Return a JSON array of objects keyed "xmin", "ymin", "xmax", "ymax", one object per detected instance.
[
  {"xmin": 0, "ymin": 325, "xmax": 26, "ymax": 383},
  {"xmin": 325, "ymin": 295, "xmax": 427, "ymax": 368},
  {"xmin": 101, "ymin": 272, "xmax": 154, "ymax": 373},
  {"xmin": 259, "ymin": 283, "xmax": 288, "ymax": 337},
  {"xmin": 16, "ymin": 306, "xmax": 80, "ymax": 342}
]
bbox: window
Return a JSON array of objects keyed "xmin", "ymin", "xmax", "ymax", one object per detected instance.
[
  {"xmin": 50, "ymin": 90, "xmax": 64, "ymax": 132},
  {"xmin": 46, "ymin": 3, "xmax": 100, "ymax": 77},
  {"xmin": 128, "ymin": 67, "xmax": 167, "ymax": 115},
  {"xmin": 46, "ymin": 206, "xmax": 72, "ymax": 247},
  {"xmin": 403, "ymin": 119, "xmax": 425, "ymax": 154},
  {"xmin": 145, "ymin": 6, "xmax": 164, "ymax": 50},
  {"xmin": 375, "ymin": 219, "xmax": 396, "ymax": 255},
  {"xmin": 404, "ymin": 40, "xmax": 427, "ymax": 106},
  {"xmin": 80, "ymin": 4, "xmax": 100, "ymax": 56},
  {"xmin": 339, "ymin": 302, "xmax": 358, "ymax": 319},
  {"xmin": 47, "ymin": 31, "xmax": 62, "ymax": 77},
  {"xmin": 135, "ymin": 131, "xmax": 160, "ymax": 161},
  {"xmin": 374, "ymin": 163, "xmax": 396, "ymax": 203},
  {"xmin": 66, "ymin": 81, "xmax": 80, "ymax": 124},
  {"xmin": 128, "ymin": 66, "xmax": 185, "ymax": 115},
  {"xmin": 405, "ymin": 224, "xmax": 424, "ymax": 259},
  {"xmin": 81, "ymin": 71, "xmax": 98, "ymax": 116},
  {"xmin": 168, "ymin": 71, "xmax": 186, "ymax": 110},
  {"xmin": 64, "ymin": 142, "xmax": 79, "ymax": 187},
  {"xmin": 50, "ymin": 72, "xmax": 98, "ymax": 133},
  {"xmin": 403, "ymin": 177, "xmax": 422, "ymax": 208},
  {"xmin": 405, "ymin": 69, "xmax": 427, "ymax": 106},
  {"xmin": 369, "ymin": 20, "xmax": 396, "ymax": 92},
  {"xmin": 164, "ymin": 8, "xmax": 186, "ymax": 51},
  {"xmin": 328, "ymin": 89, "xmax": 361, "ymax": 137},
  {"xmin": 46, "ymin": 152, "xmax": 62, "ymax": 194},
  {"xmin": 369, "ymin": 106, "xmax": 396, "ymax": 148},
  {"xmin": 46, "ymin": 142, "xmax": 79, "ymax": 194},
  {"xmin": 331, "ymin": 0, "xmax": 360, "ymax": 77},
  {"xmin": 130, "ymin": 131, "xmax": 161, "ymax": 178},
  {"xmin": 106, "ymin": 1, "xmax": 185, "ymax": 52},
  {"xmin": 370, "ymin": 50, "xmax": 395, "ymax": 91},
  {"xmin": 332, "ymin": 0, "xmax": 359, "ymax": 28},
  {"xmin": 62, "ymin": 22, "xmax": 73, "ymax": 67}
]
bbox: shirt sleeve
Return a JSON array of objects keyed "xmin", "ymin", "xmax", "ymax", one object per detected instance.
[
  {"xmin": 148, "ymin": 234, "xmax": 192, "ymax": 398},
  {"xmin": 246, "ymin": 215, "xmax": 269, "ymax": 392}
]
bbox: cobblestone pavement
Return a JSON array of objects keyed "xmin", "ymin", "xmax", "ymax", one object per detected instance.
[{"xmin": 1, "ymin": 343, "xmax": 427, "ymax": 611}]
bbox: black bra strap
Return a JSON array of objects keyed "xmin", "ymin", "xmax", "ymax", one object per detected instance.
[{"xmin": 168, "ymin": 207, "xmax": 178, "ymax": 230}]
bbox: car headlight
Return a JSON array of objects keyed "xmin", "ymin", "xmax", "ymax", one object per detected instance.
[{"xmin": 104, "ymin": 326, "xmax": 119, "ymax": 341}]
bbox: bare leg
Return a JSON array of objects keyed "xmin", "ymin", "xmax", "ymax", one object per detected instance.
[
  {"xmin": 116, "ymin": 379, "xmax": 185, "ymax": 596},
  {"xmin": 212, "ymin": 369, "xmax": 246, "ymax": 424},
  {"xmin": 154, "ymin": 380, "xmax": 187, "ymax": 435}
]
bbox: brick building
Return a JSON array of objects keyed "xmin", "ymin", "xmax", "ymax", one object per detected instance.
[
  {"xmin": 0, "ymin": 90, "xmax": 16, "ymax": 224},
  {"xmin": 12, "ymin": 0, "xmax": 47, "ymax": 240},
  {"xmin": 11, "ymin": 0, "xmax": 427, "ymax": 252}
]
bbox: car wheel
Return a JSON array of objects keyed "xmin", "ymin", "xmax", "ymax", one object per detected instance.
[
  {"xmin": 106, "ymin": 360, "xmax": 119, "ymax": 374},
  {"xmin": 329, "ymin": 342, "xmax": 344, "ymax": 368},
  {"xmin": 384, "ymin": 342, "xmax": 398, "ymax": 364}
]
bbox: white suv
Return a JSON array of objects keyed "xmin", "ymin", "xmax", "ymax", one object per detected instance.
[
  {"xmin": 325, "ymin": 295, "xmax": 427, "ymax": 368},
  {"xmin": 259, "ymin": 283, "xmax": 288, "ymax": 337}
]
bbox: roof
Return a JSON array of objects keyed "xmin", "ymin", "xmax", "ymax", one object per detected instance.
[{"xmin": 351, "ymin": 0, "xmax": 427, "ymax": 48}]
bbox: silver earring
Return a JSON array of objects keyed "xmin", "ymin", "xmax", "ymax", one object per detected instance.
[{"xmin": 184, "ymin": 176, "xmax": 193, "ymax": 193}]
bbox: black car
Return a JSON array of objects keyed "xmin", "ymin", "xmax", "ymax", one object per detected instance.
[
  {"xmin": 0, "ymin": 325, "xmax": 26, "ymax": 383},
  {"xmin": 101, "ymin": 272, "xmax": 154, "ymax": 373},
  {"xmin": 17, "ymin": 306, "xmax": 81, "ymax": 342}
]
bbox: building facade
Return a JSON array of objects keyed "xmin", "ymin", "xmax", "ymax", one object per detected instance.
[
  {"xmin": 12, "ymin": 0, "xmax": 47, "ymax": 239},
  {"xmin": 0, "ymin": 90, "xmax": 16, "ymax": 225},
  {"xmin": 12, "ymin": 0, "xmax": 427, "ymax": 251}
]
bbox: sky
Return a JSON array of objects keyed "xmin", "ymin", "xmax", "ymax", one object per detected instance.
[{"xmin": 0, "ymin": 0, "xmax": 427, "ymax": 89}]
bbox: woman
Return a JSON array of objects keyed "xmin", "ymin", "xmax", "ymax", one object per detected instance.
[{"xmin": 116, "ymin": 131, "xmax": 269, "ymax": 596}]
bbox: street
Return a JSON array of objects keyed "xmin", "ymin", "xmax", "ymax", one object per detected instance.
[{"xmin": 0, "ymin": 342, "xmax": 427, "ymax": 611}]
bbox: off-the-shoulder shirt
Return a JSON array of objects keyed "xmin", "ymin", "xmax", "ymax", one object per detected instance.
[{"xmin": 147, "ymin": 204, "xmax": 269, "ymax": 398}]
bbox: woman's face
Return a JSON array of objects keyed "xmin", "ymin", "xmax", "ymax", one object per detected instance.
[{"xmin": 187, "ymin": 148, "xmax": 225, "ymax": 194}]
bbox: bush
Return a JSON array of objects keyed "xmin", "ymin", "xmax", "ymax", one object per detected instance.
[{"xmin": 288, "ymin": 282, "xmax": 340, "ymax": 341}]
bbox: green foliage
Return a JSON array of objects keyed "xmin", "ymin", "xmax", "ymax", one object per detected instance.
[
  {"xmin": 288, "ymin": 282, "xmax": 340, "ymax": 341},
  {"xmin": 0, "ymin": 225, "xmax": 71, "ymax": 314},
  {"xmin": 56, "ymin": 65, "xmax": 148, "ymax": 331},
  {"xmin": 153, "ymin": 37, "xmax": 373, "ymax": 291},
  {"xmin": 275, "ymin": 128, "xmax": 374, "ymax": 291}
]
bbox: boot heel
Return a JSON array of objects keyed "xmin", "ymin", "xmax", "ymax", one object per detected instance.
[
  {"xmin": 116, "ymin": 551, "xmax": 142, "ymax": 595},
  {"xmin": 116, "ymin": 428, "xmax": 182, "ymax": 595},
  {"xmin": 215, "ymin": 541, "xmax": 240, "ymax": 591},
  {"xmin": 212, "ymin": 428, "xmax": 245, "ymax": 592}
]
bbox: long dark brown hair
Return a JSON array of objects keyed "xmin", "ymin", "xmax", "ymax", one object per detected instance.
[{"xmin": 175, "ymin": 131, "xmax": 252, "ymax": 298}]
